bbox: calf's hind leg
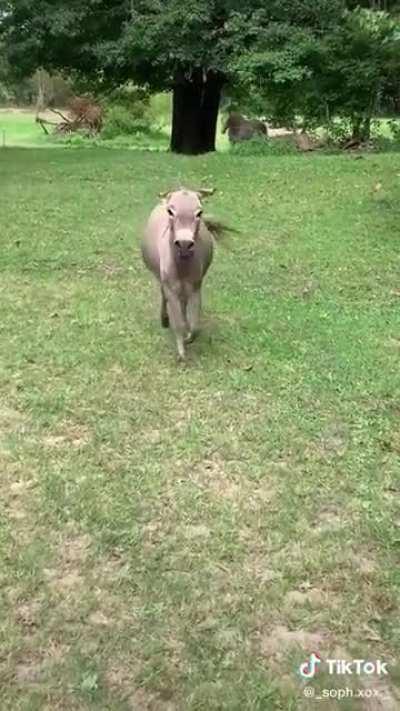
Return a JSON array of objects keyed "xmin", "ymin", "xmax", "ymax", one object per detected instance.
[
  {"xmin": 160, "ymin": 288, "xmax": 169, "ymax": 328},
  {"xmin": 186, "ymin": 288, "xmax": 201, "ymax": 344}
]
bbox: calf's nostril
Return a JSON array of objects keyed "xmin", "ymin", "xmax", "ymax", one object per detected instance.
[{"xmin": 175, "ymin": 239, "xmax": 194, "ymax": 253}]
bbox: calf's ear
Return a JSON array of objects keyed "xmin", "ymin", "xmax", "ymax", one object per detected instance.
[{"xmin": 196, "ymin": 187, "xmax": 216, "ymax": 199}]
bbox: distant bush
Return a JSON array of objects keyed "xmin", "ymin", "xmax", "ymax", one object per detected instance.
[
  {"xmin": 388, "ymin": 119, "xmax": 400, "ymax": 143},
  {"xmin": 0, "ymin": 68, "xmax": 72, "ymax": 108},
  {"xmin": 230, "ymin": 136, "xmax": 297, "ymax": 156},
  {"xmin": 101, "ymin": 103, "xmax": 151, "ymax": 139},
  {"xmin": 105, "ymin": 83, "xmax": 150, "ymax": 109},
  {"xmin": 0, "ymin": 83, "xmax": 12, "ymax": 104},
  {"xmin": 146, "ymin": 93, "xmax": 172, "ymax": 130}
]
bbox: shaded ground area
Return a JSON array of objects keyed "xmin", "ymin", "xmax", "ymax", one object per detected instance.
[{"xmin": 0, "ymin": 148, "xmax": 399, "ymax": 709}]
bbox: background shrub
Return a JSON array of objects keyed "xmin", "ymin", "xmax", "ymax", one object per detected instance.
[
  {"xmin": 101, "ymin": 104, "xmax": 151, "ymax": 139},
  {"xmin": 230, "ymin": 136, "xmax": 297, "ymax": 156}
]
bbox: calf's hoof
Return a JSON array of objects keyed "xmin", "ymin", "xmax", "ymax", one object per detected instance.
[
  {"xmin": 161, "ymin": 314, "xmax": 169, "ymax": 328},
  {"xmin": 184, "ymin": 330, "xmax": 198, "ymax": 345},
  {"xmin": 176, "ymin": 344, "xmax": 186, "ymax": 363}
]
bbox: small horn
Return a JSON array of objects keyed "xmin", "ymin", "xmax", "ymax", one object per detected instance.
[{"xmin": 196, "ymin": 187, "xmax": 216, "ymax": 198}]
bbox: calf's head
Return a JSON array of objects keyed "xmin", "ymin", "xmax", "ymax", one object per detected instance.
[{"xmin": 165, "ymin": 190, "xmax": 203, "ymax": 261}]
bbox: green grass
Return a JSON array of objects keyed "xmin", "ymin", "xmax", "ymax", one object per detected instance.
[
  {"xmin": 1, "ymin": 147, "xmax": 400, "ymax": 710},
  {"xmin": 0, "ymin": 110, "xmax": 51, "ymax": 147}
]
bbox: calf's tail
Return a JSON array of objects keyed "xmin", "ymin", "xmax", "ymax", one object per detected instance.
[{"xmin": 203, "ymin": 217, "xmax": 239, "ymax": 241}]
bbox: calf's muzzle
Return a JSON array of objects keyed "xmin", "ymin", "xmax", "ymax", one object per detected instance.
[{"xmin": 173, "ymin": 232, "xmax": 195, "ymax": 260}]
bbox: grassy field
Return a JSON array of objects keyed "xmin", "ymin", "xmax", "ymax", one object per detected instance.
[{"xmin": 1, "ymin": 145, "xmax": 400, "ymax": 710}]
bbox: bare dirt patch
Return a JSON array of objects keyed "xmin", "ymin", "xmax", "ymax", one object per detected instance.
[
  {"xmin": 189, "ymin": 458, "xmax": 242, "ymax": 500},
  {"xmin": 312, "ymin": 507, "xmax": 345, "ymax": 534},
  {"xmin": 61, "ymin": 533, "xmax": 92, "ymax": 565},
  {"xmin": 88, "ymin": 610, "xmax": 112, "ymax": 627},
  {"xmin": 260, "ymin": 625, "xmax": 330, "ymax": 660},
  {"xmin": 46, "ymin": 534, "xmax": 91, "ymax": 597},
  {"xmin": 0, "ymin": 405, "xmax": 28, "ymax": 452},
  {"xmin": 1, "ymin": 459, "xmax": 38, "ymax": 542},
  {"xmin": 185, "ymin": 524, "xmax": 211, "ymax": 539},
  {"xmin": 105, "ymin": 663, "xmax": 174, "ymax": 711},
  {"xmin": 284, "ymin": 588, "xmax": 327, "ymax": 609},
  {"xmin": 43, "ymin": 423, "xmax": 91, "ymax": 449},
  {"xmin": 127, "ymin": 688, "xmax": 178, "ymax": 711},
  {"xmin": 318, "ymin": 423, "xmax": 348, "ymax": 458},
  {"xmin": 0, "ymin": 107, "xmax": 71, "ymax": 119},
  {"xmin": 5, "ymin": 477, "xmax": 36, "ymax": 521},
  {"xmin": 99, "ymin": 261, "xmax": 126, "ymax": 278},
  {"xmin": 189, "ymin": 456, "xmax": 277, "ymax": 511},
  {"xmin": 43, "ymin": 640, "xmax": 70, "ymax": 664},
  {"xmin": 15, "ymin": 600, "xmax": 42, "ymax": 631},
  {"xmin": 15, "ymin": 659, "xmax": 45, "ymax": 685},
  {"xmin": 351, "ymin": 554, "xmax": 378, "ymax": 579},
  {"xmin": 361, "ymin": 679, "xmax": 400, "ymax": 711},
  {"xmin": 87, "ymin": 552, "xmax": 135, "ymax": 630}
]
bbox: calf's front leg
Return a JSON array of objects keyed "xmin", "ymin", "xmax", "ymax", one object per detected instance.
[{"xmin": 163, "ymin": 285, "xmax": 188, "ymax": 361}]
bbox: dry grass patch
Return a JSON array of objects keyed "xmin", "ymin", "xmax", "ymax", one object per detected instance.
[
  {"xmin": 259, "ymin": 625, "xmax": 330, "ymax": 660},
  {"xmin": 284, "ymin": 588, "xmax": 328, "ymax": 610},
  {"xmin": 188, "ymin": 455, "xmax": 278, "ymax": 513},
  {"xmin": 42, "ymin": 422, "xmax": 92, "ymax": 449},
  {"xmin": 15, "ymin": 600, "xmax": 42, "ymax": 631},
  {"xmin": 0, "ymin": 404, "xmax": 27, "ymax": 434}
]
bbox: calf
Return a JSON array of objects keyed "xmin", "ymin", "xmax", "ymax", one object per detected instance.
[{"xmin": 141, "ymin": 189, "xmax": 215, "ymax": 361}]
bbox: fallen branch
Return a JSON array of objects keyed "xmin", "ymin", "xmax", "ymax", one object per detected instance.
[
  {"xmin": 35, "ymin": 97, "xmax": 103, "ymax": 137},
  {"xmin": 49, "ymin": 107, "xmax": 71, "ymax": 123},
  {"xmin": 35, "ymin": 117, "xmax": 50, "ymax": 135}
]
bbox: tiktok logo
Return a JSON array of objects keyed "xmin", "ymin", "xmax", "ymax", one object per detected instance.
[{"xmin": 299, "ymin": 653, "xmax": 322, "ymax": 679}]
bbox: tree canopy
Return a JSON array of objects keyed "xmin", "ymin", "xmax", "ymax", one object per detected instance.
[
  {"xmin": 230, "ymin": 4, "xmax": 400, "ymax": 136},
  {"xmin": 1, "ymin": 1, "xmax": 346, "ymax": 88}
]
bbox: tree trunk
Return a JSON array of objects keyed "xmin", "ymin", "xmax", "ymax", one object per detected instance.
[
  {"xmin": 35, "ymin": 68, "xmax": 46, "ymax": 118},
  {"xmin": 351, "ymin": 116, "xmax": 362, "ymax": 141},
  {"xmin": 361, "ymin": 117, "xmax": 371, "ymax": 141},
  {"xmin": 171, "ymin": 70, "xmax": 223, "ymax": 155},
  {"xmin": 352, "ymin": 115, "xmax": 371, "ymax": 142}
]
